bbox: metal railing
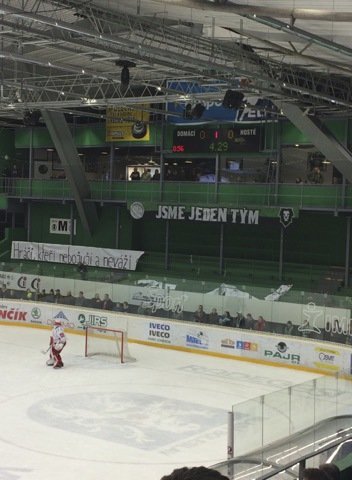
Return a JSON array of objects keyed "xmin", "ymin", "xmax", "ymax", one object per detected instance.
[
  {"xmin": 214, "ymin": 375, "xmax": 352, "ymax": 479},
  {"xmin": 1, "ymin": 178, "xmax": 352, "ymax": 210}
]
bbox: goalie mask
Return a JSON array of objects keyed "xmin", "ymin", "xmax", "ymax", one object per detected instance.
[{"xmin": 54, "ymin": 319, "xmax": 62, "ymax": 326}]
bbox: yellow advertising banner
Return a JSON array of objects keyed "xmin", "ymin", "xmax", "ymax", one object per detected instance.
[{"xmin": 106, "ymin": 105, "xmax": 150, "ymax": 142}]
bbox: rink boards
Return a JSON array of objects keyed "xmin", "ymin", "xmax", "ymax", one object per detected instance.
[{"xmin": 0, "ymin": 299, "xmax": 351, "ymax": 377}]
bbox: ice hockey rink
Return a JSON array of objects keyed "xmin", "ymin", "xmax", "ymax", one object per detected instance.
[{"xmin": 0, "ymin": 324, "xmax": 335, "ymax": 480}]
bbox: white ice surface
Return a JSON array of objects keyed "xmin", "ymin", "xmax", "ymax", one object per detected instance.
[{"xmin": 0, "ymin": 325, "xmax": 320, "ymax": 480}]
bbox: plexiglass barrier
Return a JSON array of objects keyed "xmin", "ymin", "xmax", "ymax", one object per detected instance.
[
  {"xmin": 211, "ymin": 376, "xmax": 352, "ymax": 479},
  {"xmin": 0, "ymin": 260, "xmax": 351, "ymax": 345},
  {"xmin": 231, "ymin": 375, "xmax": 352, "ymax": 459}
]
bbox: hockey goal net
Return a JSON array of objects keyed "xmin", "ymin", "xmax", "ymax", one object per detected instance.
[{"xmin": 85, "ymin": 326, "xmax": 135, "ymax": 363}]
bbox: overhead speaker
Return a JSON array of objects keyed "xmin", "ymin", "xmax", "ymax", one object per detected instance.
[
  {"xmin": 222, "ymin": 90, "xmax": 244, "ymax": 109},
  {"xmin": 191, "ymin": 103, "xmax": 205, "ymax": 119},
  {"xmin": 23, "ymin": 109, "xmax": 41, "ymax": 126},
  {"xmin": 183, "ymin": 103, "xmax": 193, "ymax": 119},
  {"xmin": 121, "ymin": 65, "xmax": 130, "ymax": 87}
]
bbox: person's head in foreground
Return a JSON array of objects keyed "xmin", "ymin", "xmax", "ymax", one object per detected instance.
[
  {"xmin": 319, "ymin": 463, "xmax": 340, "ymax": 480},
  {"xmin": 303, "ymin": 468, "xmax": 330, "ymax": 480},
  {"xmin": 161, "ymin": 466, "xmax": 229, "ymax": 480}
]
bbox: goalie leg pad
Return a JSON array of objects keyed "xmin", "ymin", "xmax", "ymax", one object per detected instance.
[{"xmin": 46, "ymin": 358, "xmax": 54, "ymax": 366}]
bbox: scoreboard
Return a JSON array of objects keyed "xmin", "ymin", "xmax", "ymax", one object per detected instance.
[{"xmin": 172, "ymin": 126, "xmax": 261, "ymax": 154}]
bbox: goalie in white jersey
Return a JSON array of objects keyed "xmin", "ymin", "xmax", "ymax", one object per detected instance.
[{"xmin": 46, "ymin": 319, "xmax": 67, "ymax": 368}]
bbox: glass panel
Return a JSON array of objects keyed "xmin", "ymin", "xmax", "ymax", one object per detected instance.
[
  {"xmin": 262, "ymin": 388, "xmax": 291, "ymax": 446},
  {"xmin": 232, "ymin": 397, "xmax": 263, "ymax": 457},
  {"xmin": 290, "ymin": 380, "xmax": 315, "ymax": 436}
]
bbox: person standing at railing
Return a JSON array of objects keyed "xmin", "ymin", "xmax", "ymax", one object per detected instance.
[
  {"xmin": 130, "ymin": 167, "xmax": 140, "ymax": 181},
  {"xmin": 255, "ymin": 315, "xmax": 266, "ymax": 332},
  {"xmin": 141, "ymin": 167, "xmax": 151, "ymax": 181},
  {"xmin": 208, "ymin": 307, "xmax": 219, "ymax": 325},
  {"xmin": 245, "ymin": 313, "xmax": 255, "ymax": 329},
  {"xmin": 284, "ymin": 320, "xmax": 294, "ymax": 335},
  {"xmin": 102, "ymin": 293, "xmax": 113, "ymax": 310},
  {"xmin": 75, "ymin": 291, "xmax": 87, "ymax": 307},
  {"xmin": 193, "ymin": 305, "xmax": 207, "ymax": 323}
]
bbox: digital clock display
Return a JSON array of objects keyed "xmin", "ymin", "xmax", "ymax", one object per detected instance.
[{"xmin": 172, "ymin": 126, "xmax": 261, "ymax": 154}]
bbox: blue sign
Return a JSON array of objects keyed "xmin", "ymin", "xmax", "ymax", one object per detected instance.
[{"xmin": 166, "ymin": 81, "xmax": 277, "ymax": 124}]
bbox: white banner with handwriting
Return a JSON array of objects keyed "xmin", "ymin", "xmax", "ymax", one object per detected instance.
[{"xmin": 11, "ymin": 241, "xmax": 144, "ymax": 271}]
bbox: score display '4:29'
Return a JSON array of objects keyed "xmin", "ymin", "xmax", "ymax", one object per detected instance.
[
  {"xmin": 208, "ymin": 141, "xmax": 229, "ymax": 152},
  {"xmin": 172, "ymin": 126, "xmax": 260, "ymax": 154}
]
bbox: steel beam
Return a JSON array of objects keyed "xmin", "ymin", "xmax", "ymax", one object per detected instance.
[
  {"xmin": 274, "ymin": 101, "xmax": 352, "ymax": 183},
  {"xmin": 41, "ymin": 109, "xmax": 99, "ymax": 234}
]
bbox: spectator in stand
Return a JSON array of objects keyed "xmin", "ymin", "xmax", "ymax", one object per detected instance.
[
  {"xmin": 123, "ymin": 301, "xmax": 129, "ymax": 313},
  {"xmin": 245, "ymin": 313, "xmax": 255, "ymax": 330},
  {"xmin": 303, "ymin": 468, "xmax": 329, "ymax": 480},
  {"xmin": 130, "ymin": 167, "xmax": 140, "ymax": 181},
  {"xmin": 33, "ymin": 289, "xmax": 41, "ymax": 301},
  {"xmin": 114, "ymin": 302, "xmax": 124, "ymax": 312},
  {"xmin": 234, "ymin": 312, "xmax": 245, "ymax": 328},
  {"xmin": 208, "ymin": 307, "xmax": 219, "ymax": 324},
  {"xmin": 323, "ymin": 321, "xmax": 331, "ymax": 341},
  {"xmin": 346, "ymin": 320, "xmax": 352, "ymax": 345},
  {"xmin": 45, "ymin": 289, "xmax": 55, "ymax": 303},
  {"xmin": 75, "ymin": 291, "xmax": 87, "ymax": 307},
  {"xmin": 219, "ymin": 311, "xmax": 232, "ymax": 326},
  {"xmin": 0, "ymin": 283, "xmax": 9, "ymax": 298},
  {"xmin": 40, "ymin": 289, "xmax": 47, "ymax": 300},
  {"xmin": 91, "ymin": 293, "xmax": 102, "ymax": 309},
  {"xmin": 330, "ymin": 318, "xmax": 343, "ymax": 343},
  {"xmin": 161, "ymin": 466, "xmax": 229, "ymax": 480},
  {"xmin": 54, "ymin": 289, "xmax": 62, "ymax": 303},
  {"xmin": 140, "ymin": 167, "xmax": 151, "ymax": 181},
  {"xmin": 152, "ymin": 169, "xmax": 160, "ymax": 181},
  {"xmin": 284, "ymin": 320, "xmax": 294, "ymax": 335},
  {"xmin": 25, "ymin": 288, "xmax": 33, "ymax": 301},
  {"xmin": 319, "ymin": 464, "xmax": 340, "ymax": 480},
  {"xmin": 255, "ymin": 315, "xmax": 266, "ymax": 331},
  {"xmin": 62, "ymin": 291, "xmax": 75, "ymax": 305},
  {"xmin": 102, "ymin": 293, "xmax": 113, "ymax": 310},
  {"xmin": 8, "ymin": 289, "xmax": 18, "ymax": 300},
  {"xmin": 193, "ymin": 305, "xmax": 207, "ymax": 323},
  {"xmin": 300, "ymin": 319, "xmax": 311, "ymax": 338}
]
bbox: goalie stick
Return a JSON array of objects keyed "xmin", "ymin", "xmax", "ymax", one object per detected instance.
[{"xmin": 41, "ymin": 346, "xmax": 51, "ymax": 355}]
